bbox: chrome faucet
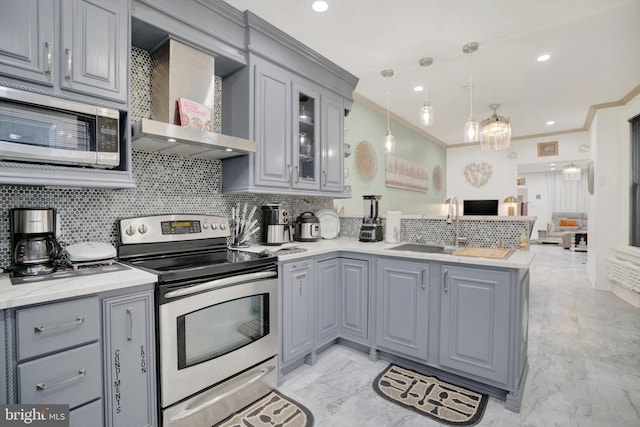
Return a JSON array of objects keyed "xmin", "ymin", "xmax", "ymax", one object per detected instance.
[{"xmin": 446, "ymin": 197, "xmax": 467, "ymax": 247}]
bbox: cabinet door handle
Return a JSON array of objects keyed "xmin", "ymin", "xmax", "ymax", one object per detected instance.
[
  {"xmin": 37, "ymin": 369, "xmax": 86, "ymax": 391},
  {"xmin": 287, "ymin": 164, "xmax": 292, "ymax": 182},
  {"xmin": 292, "ymin": 263, "xmax": 309, "ymax": 269},
  {"xmin": 295, "ymin": 165, "xmax": 300, "ymax": 183},
  {"xmin": 43, "ymin": 42, "xmax": 52, "ymax": 76},
  {"xmin": 322, "ymin": 170, "xmax": 327, "ymax": 185},
  {"xmin": 443, "ymin": 268, "xmax": 449, "ymax": 293},
  {"xmin": 65, "ymin": 48, "xmax": 72, "ymax": 81},
  {"xmin": 34, "ymin": 317, "xmax": 84, "ymax": 334},
  {"xmin": 421, "ymin": 267, "xmax": 427, "ymax": 289},
  {"xmin": 127, "ymin": 308, "xmax": 134, "ymax": 341}
]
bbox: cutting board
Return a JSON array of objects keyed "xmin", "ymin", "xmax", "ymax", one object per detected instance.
[{"xmin": 451, "ymin": 247, "xmax": 511, "ymax": 259}]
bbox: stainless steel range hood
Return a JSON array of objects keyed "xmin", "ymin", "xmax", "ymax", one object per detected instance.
[{"xmin": 131, "ymin": 39, "xmax": 257, "ymax": 159}]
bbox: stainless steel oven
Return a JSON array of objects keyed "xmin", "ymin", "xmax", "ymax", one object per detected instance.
[{"xmin": 118, "ymin": 214, "xmax": 279, "ymax": 427}]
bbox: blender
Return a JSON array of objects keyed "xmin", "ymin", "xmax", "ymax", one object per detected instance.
[{"xmin": 359, "ymin": 195, "xmax": 383, "ymax": 242}]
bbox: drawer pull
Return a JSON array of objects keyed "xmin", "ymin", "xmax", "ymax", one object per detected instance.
[
  {"xmin": 36, "ymin": 369, "xmax": 86, "ymax": 391},
  {"xmin": 127, "ymin": 308, "xmax": 134, "ymax": 341},
  {"xmin": 34, "ymin": 317, "xmax": 84, "ymax": 334}
]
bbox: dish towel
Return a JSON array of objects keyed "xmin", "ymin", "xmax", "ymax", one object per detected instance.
[{"xmin": 385, "ymin": 211, "xmax": 401, "ymax": 243}]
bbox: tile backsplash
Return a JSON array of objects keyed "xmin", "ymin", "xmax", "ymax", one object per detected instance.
[{"xmin": 0, "ymin": 47, "xmax": 332, "ymax": 269}]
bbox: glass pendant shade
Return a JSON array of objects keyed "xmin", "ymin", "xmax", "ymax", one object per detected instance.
[
  {"xmin": 384, "ymin": 130, "xmax": 395, "ymax": 153},
  {"xmin": 420, "ymin": 101, "xmax": 433, "ymax": 127},
  {"xmin": 464, "ymin": 117, "xmax": 479, "ymax": 143},
  {"xmin": 563, "ymin": 163, "xmax": 581, "ymax": 180},
  {"xmin": 480, "ymin": 104, "xmax": 511, "ymax": 150}
]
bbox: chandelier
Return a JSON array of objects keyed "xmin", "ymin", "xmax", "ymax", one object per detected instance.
[
  {"xmin": 419, "ymin": 57, "xmax": 433, "ymax": 127},
  {"xmin": 462, "ymin": 42, "xmax": 479, "ymax": 143},
  {"xmin": 480, "ymin": 104, "xmax": 512, "ymax": 150},
  {"xmin": 563, "ymin": 163, "xmax": 581, "ymax": 180}
]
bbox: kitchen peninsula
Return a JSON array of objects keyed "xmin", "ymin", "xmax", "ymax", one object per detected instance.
[{"xmin": 253, "ymin": 238, "xmax": 533, "ymax": 413}]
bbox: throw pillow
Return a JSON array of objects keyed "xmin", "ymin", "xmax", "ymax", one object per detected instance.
[{"xmin": 560, "ymin": 219, "xmax": 578, "ymax": 227}]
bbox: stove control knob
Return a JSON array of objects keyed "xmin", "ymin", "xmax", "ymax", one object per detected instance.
[
  {"xmin": 203, "ymin": 222, "xmax": 210, "ymax": 229},
  {"xmin": 220, "ymin": 223, "xmax": 227, "ymax": 230},
  {"xmin": 125, "ymin": 225, "xmax": 136, "ymax": 236},
  {"xmin": 211, "ymin": 223, "xmax": 219, "ymax": 230},
  {"xmin": 138, "ymin": 224, "xmax": 148, "ymax": 234}
]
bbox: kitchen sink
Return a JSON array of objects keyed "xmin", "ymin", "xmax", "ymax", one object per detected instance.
[{"xmin": 387, "ymin": 243, "xmax": 458, "ymax": 254}]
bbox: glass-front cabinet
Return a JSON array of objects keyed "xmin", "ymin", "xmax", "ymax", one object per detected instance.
[{"xmin": 293, "ymin": 84, "xmax": 320, "ymax": 191}]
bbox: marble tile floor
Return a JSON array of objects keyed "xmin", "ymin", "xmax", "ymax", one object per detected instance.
[{"xmin": 277, "ymin": 244, "xmax": 640, "ymax": 426}]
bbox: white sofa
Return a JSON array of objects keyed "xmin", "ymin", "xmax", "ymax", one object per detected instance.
[{"xmin": 541, "ymin": 212, "xmax": 588, "ymax": 248}]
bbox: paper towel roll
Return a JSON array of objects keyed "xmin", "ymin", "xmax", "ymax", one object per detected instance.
[{"xmin": 385, "ymin": 210, "xmax": 401, "ymax": 243}]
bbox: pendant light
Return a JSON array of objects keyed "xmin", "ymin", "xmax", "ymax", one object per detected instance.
[
  {"xmin": 563, "ymin": 163, "xmax": 581, "ymax": 180},
  {"xmin": 419, "ymin": 57, "xmax": 433, "ymax": 127},
  {"xmin": 462, "ymin": 42, "xmax": 479, "ymax": 143},
  {"xmin": 480, "ymin": 104, "xmax": 512, "ymax": 150},
  {"xmin": 381, "ymin": 69, "xmax": 395, "ymax": 153}
]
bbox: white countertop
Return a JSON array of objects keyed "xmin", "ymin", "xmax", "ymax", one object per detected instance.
[
  {"xmin": 0, "ymin": 263, "xmax": 158, "ymax": 309},
  {"xmin": 244, "ymin": 238, "xmax": 535, "ymax": 269}
]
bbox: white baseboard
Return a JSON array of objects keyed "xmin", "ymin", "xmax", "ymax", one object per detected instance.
[{"xmin": 612, "ymin": 282, "xmax": 640, "ymax": 308}]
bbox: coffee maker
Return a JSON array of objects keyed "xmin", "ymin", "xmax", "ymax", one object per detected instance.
[
  {"xmin": 260, "ymin": 204, "xmax": 293, "ymax": 245},
  {"xmin": 359, "ymin": 195, "xmax": 383, "ymax": 242},
  {"xmin": 10, "ymin": 208, "xmax": 61, "ymax": 277}
]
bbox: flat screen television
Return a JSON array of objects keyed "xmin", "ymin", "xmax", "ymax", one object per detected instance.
[{"xmin": 463, "ymin": 199, "xmax": 499, "ymax": 216}]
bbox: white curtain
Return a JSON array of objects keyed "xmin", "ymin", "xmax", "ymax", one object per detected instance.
[{"xmin": 545, "ymin": 171, "xmax": 589, "ymax": 213}]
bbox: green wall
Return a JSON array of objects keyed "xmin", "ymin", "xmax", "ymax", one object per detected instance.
[{"xmin": 338, "ymin": 100, "xmax": 447, "ymax": 216}]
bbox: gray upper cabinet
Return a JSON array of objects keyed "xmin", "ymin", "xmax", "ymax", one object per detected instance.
[
  {"xmin": 315, "ymin": 258, "xmax": 340, "ymax": 348},
  {"xmin": 320, "ymin": 93, "xmax": 344, "ymax": 192},
  {"xmin": 0, "ymin": 0, "xmax": 128, "ymax": 104},
  {"xmin": 375, "ymin": 258, "xmax": 430, "ymax": 361},
  {"xmin": 103, "ymin": 290, "xmax": 156, "ymax": 427},
  {"xmin": 0, "ymin": 0, "xmax": 55, "ymax": 86},
  {"xmin": 339, "ymin": 258, "xmax": 369, "ymax": 342},
  {"xmin": 281, "ymin": 260, "xmax": 314, "ymax": 365},
  {"xmin": 253, "ymin": 59, "xmax": 292, "ymax": 190},
  {"xmin": 60, "ymin": 0, "xmax": 128, "ymax": 103},
  {"xmin": 439, "ymin": 265, "xmax": 511, "ymax": 384}
]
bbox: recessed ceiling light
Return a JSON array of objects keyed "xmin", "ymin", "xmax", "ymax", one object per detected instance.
[
  {"xmin": 550, "ymin": 167, "xmax": 556, "ymax": 170},
  {"xmin": 549, "ymin": 163, "xmax": 555, "ymax": 166},
  {"xmin": 413, "ymin": 86, "xmax": 423, "ymax": 92},
  {"xmin": 167, "ymin": 138, "xmax": 176, "ymax": 143},
  {"xmin": 537, "ymin": 54, "xmax": 551, "ymax": 62},
  {"xmin": 546, "ymin": 120, "xmax": 555, "ymax": 125},
  {"xmin": 225, "ymin": 148, "xmax": 233, "ymax": 152},
  {"xmin": 312, "ymin": 1, "xmax": 328, "ymax": 12}
]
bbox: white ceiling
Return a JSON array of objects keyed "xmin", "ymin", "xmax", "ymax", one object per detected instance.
[{"xmin": 223, "ymin": 0, "xmax": 640, "ymax": 147}]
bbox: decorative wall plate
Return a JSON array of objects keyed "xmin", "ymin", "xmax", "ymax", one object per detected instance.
[
  {"xmin": 464, "ymin": 162, "xmax": 492, "ymax": 188},
  {"xmin": 433, "ymin": 165, "xmax": 443, "ymax": 191},
  {"xmin": 355, "ymin": 141, "xmax": 377, "ymax": 182}
]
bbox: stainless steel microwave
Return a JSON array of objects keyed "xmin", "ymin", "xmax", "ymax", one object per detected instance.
[{"xmin": 0, "ymin": 87, "xmax": 120, "ymax": 168}]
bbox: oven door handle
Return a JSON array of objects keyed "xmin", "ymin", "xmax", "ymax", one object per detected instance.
[
  {"xmin": 168, "ymin": 364, "xmax": 276, "ymax": 423},
  {"xmin": 164, "ymin": 271, "xmax": 277, "ymax": 299}
]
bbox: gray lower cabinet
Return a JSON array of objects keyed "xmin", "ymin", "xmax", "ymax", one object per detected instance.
[
  {"xmin": 339, "ymin": 258, "xmax": 369, "ymax": 342},
  {"xmin": 281, "ymin": 259, "xmax": 314, "ymax": 365},
  {"xmin": 439, "ymin": 265, "xmax": 511, "ymax": 383},
  {"xmin": 315, "ymin": 259, "xmax": 340, "ymax": 347},
  {"xmin": 375, "ymin": 258, "xmax": 430, "ymax": 361},
  {"xmin": 102, "ymin": 290, "xmax": 156, "ymax": 427},
  {"xmin": 0, "ymin": 310, "xmax": 6, "ymax": 404}
]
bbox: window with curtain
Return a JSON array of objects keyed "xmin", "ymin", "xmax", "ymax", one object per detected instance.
[{"xmin": 631, "ymin": 114, "xmax": 640, "ymax": 247}]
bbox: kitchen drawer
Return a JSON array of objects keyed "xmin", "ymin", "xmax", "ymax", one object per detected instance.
[
  {"xmin": 18, "ymin": 342, "xmax": 102, "ymax": 408},
  {"xmin": 17, "ymin": 297, "xmax": 100, "ymax": 360},
  {"xmin": 70, "ymin": 399, "xmax": 103, "ymax": 427}
]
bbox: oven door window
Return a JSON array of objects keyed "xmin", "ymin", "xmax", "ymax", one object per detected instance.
[{"xmin": 177, "ymin": 293, "xmax": 270, "ymax": 369}]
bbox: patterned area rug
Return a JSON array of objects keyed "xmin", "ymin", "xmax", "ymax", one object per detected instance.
[
  {"xmin": 373, "ymin": 364, "xmax": 488, "ymax": 426},
  {"xmin": 215, "ymin": 390, "xmax": 314, "ymax": 427}
]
